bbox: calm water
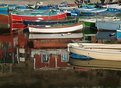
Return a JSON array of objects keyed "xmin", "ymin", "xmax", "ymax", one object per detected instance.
[
  {"xmin": 0, "ymin": 32, "xmax": 121, "ymax": 88},
  {"xmin": 0, "ymin": 14, "xmax": 121, "ymax": 88}
]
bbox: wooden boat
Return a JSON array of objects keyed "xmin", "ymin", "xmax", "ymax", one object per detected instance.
[
  {"xmin": 10, "ymin": 9, "xmax": 67, "ymax": 29},
  {"xmin": 96, "ymin": 17, "xmax": 121, "ymax": 30},
  {"xmin": 29, "ymin": 33, "xmax": 83, "ymax": 39},
  {"xmin": 0, "ymin": 6, "xmax": 9, "ymax": 14},
  {"xmin": 68, "ymin": 43, "xmax": 121, "ymax": 61},
  {"xmin": 78, "ymin": 8, "xmax": 107, "ymax": 16},
  {"xmin": 102, "ymin": 4, "xmax": 121, "ymax": 10},
  {"xmin": 10, "ymin": 9, "xmax": 67, "ymax": 21},
  {"xmin": 58, "ymin": 5, "xmax": 78, "ymax": 10},
  {"xmin": 79, "ymin": 18, "xmax": 96, "ymax": 28},
  {"xmin": 28, "ymin": 23, "xmax": 83, "ymax": 33},
  {"xmin": 23, "ymin": 18, "xmax": 77, "ymax": 25}
]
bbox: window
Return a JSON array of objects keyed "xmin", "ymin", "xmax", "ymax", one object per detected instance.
[
  {"xmin": 41, "ymin": 54, "xmax": 49, "ymax": 63},
  {"xmin": 61, "ymin": 53, "xmax": 68, "ymax": 62}
]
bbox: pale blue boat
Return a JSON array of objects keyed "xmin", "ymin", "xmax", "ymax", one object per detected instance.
[{"xmin": 96, "ymin": 17, "xmax": 121, "ymax": 30}]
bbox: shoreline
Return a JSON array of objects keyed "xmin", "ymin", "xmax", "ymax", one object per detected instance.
[
  {"xmin": 0, "ymin": 0, "xmax": 102, "ymax": 5},
  {"xmin": 0, "ymin": 0, "xmax": 75, "ymax": 5}
]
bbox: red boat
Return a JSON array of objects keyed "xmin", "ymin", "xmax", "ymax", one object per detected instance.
[
  {"xmin": 10, "ymin": 12, "xmax": 67, "ymax": 30},
  {"xmin": 10, "ymin": 12, "xmax": 67, "ymax": 21}
]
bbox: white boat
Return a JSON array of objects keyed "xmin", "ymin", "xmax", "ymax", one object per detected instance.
[
  {"xmin": 58, "ymin": 6, "xmax": 78, "ymax": 10},
  {"xmin": 68, "ymin": 43, "xmax": 121, "ymax": 61},
  {"xmin": 78, "ymin": 8, "xmax": 107, "ymax": 13},
  {"xmin": 29, "ymin": 33, "xmax": 83, "ymax": 39},
  {"xmin": 28, "ymin": 24, "xmax": 83, "ymax": 33},
  {"xmin": 102, "ymin": 4, "xmax": 121, "ymax": 10},
  {"xmin": 96, "ymin": 17, "xmax": 121, "ymax": 30}
]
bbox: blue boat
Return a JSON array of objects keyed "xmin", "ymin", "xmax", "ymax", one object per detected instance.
[
  {"xmin": 0, "ymin": 7, "xmax": 8, "ymax": 14},
  {"xmin": 116, "ymin": 30, "xmax": 121, "ymax": 39},
  {"xmin": 96, "ymin": 17, "xmax": 121, "ymax": 30},
  {"xmin": 0, "ymin": 7, "xmax": 8, "ymax": 11}
]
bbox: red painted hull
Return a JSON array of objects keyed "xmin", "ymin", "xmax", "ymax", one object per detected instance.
[
  {"xmin": 10, "ymin": 12, "xmax": 67, "ymax": 29},
  {"xmin": 10, "ymin": 13, "xmax": 67, "ymax": 21}
]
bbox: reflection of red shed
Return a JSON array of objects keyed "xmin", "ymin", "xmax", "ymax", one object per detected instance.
[
  {"xmin": 30, "ymin": 38, "xmax": 81, "ymax": 49},
  {"xmin": 18, "ymin": 34, "xmax": 27, "ymax": 48},
  {"xmin": 0, "ymin": 34, "xmax": 16, "ymax": 63},
  {"xmin": 33, "ymin": 49, "xmax": 69, "ymax": 69}
]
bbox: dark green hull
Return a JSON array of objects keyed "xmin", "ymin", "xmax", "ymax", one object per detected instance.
[{"xmin": 83, "ymin": 21, "xmax": 95, "ymax": 28}]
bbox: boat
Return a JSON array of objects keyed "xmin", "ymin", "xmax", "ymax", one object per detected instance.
[
  {"xmin": 68, "ymin": 43, "xmax": 121, "ymax": 61},
  {"xmin": 78, "ymin": 8, "xmax": 107, "ymax": 16},
  {"xmin": 0, "ymin": 6, "xmax": 9, "ymax": 14},
  {"xmin": 29, "ymin": 33, "xmax": 83, "ymax": 39},
  {"xmin": 116, "ymin": 30, "xmax": 121, "ymax": 41},
  {"xmin": 102, "ymin": 3, "xmax": 121, "ymax": 10},
  {"xmin": 10, "ymin": 9, "xmax": 67, "ymax": 29},
  {"xmin": 79, "ymin": 17, "xmax": 96, "ymax": 28},
  {"xmin": 96, "ymin": 16, "xmax": 121, "ymax": 30},
  {"xmin": 10, "ymin": 9, "xmax": 67, "ymax": 21},
  {"xmin": 58, "ymin": 5, "xmax": 78, "ymax": 10},
  {"xmin": 28, "ymin": 23, "xmax": 83, "ymax": 33},
  {"xmin": 23, "ymin": 18, "xmax": 77, "ymax": 25}
]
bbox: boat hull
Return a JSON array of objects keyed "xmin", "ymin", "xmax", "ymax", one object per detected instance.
[
  {"xmin": 23, "ymin": 19, "xmax": 77, "ymax": 25},
  {"xmin": 68, "ymin": 43, "xmax": 121, "ymax": 61},
  {"xmin": 10, "ymin": 12, "xmax": 67, "ymax": 21},
  {"xmin": 96, "ymin": 17, "xmax": 121, "ymax": 30},
  {"xmin": 28, "ymin": 24, "xmax": 83, "ymax": 33}
]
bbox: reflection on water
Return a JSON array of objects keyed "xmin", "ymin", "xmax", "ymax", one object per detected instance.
[
  {"xmin": 0, "ymin": 34, "xmax": 121, "ymax": 88},
  {"xmin": 0, "ymin": 69, "xmax": 121, "ymax": 87}
]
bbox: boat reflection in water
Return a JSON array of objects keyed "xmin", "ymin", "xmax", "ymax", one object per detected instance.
[{"xmin": 0, "ymin": 31, "xmax": 121, "ymax": 88}]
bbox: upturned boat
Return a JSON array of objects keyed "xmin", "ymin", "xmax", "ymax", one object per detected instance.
[
  {"xmin": 79, "ymin": 17, "xmax": 96, "ymax": 28},
  {"xmin": 78, "ymin": 8, "xmax": 107, "ymax": 16},
  {"xmin": 68, "ymin": 43, "xmax": 121, "ymax": 61},
  {"xmin": 96, "ymin": 17, "xmax": 121, "ymax": 30},
  {"xmin": 23, "ymin": 18, "xmax": 77, "ymax": 25},
  {"xmin": 10, "ymin": 9, "xmax": 67, "ymax": 21},
  {"xmin": 28, "ymin": 23, "xmax": 83, "ymax": 33}
]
